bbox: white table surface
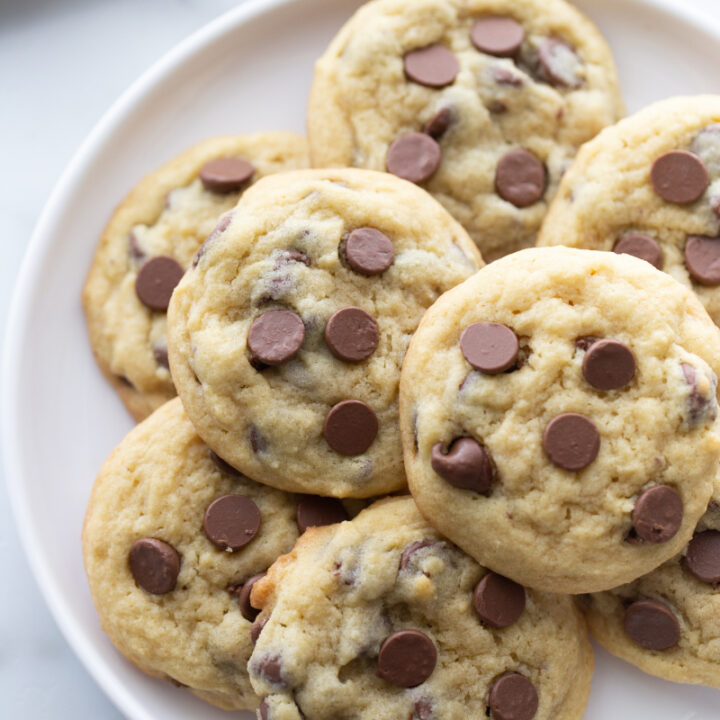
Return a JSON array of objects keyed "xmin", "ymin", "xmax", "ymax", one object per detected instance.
[{"xmin": 2, "ymin": 0, "xmax": 720, "ymax": 717}]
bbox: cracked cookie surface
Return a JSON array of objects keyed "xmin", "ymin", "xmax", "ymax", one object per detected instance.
[
  {"xmin": 248, "ymin": 496, "xmax": 593, "ymax": 720},
  {"xmin": 400, "ymin": 247, "xmax": 720, "ymax": 593},
  {"xmin": 167, "ymin": 168, "xmax": 482, "ymax": 498},
  {"xmin": 83, "ymin": 133, "xmax": 308, "ymax": 421},
  {"xmin": 308, "ymin": 0, "xmax": 623, "ymax": 260}
]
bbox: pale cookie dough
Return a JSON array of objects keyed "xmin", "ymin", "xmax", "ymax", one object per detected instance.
[
  {"xmin": 399, "ymin": 247, "xmax": 720, "ymax": 594},
  {"xmin": 539, "ymin": 95, "xmax": 720, "ymax": 330},
  {"xmin": 585, "ymin": 492, "xmax": 720, "ymax": 689},
  {"xmin": 83, "ymin": 133, "xmax": 308, "ymax": 421},
  {"xmin": 308, "ymin": 0, "xmax": 623, "ymax": 261},
  {"xmin": 82, "ymin": 398, "xmax": 355, "ymax": 710},
  {"xmin": 248, "ymin": 496, "xmax": 593, "ymax": 720},
  {"xmin": 167, "ymin": 168, "xmax": 482, "ymax": 498}
]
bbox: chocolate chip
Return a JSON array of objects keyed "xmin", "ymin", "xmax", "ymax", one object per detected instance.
[
  {"xmin": 575, "ymin": 336, "xmax": 598, "ymax": 353},
  {"xmin": 399, "ymin": 540, "xmax": 436, "ymax": 571},
  {"xmin": 153, "ymin": 346, "xmax": 170, "ymax": 369},
  {"xmin": 470, "ymin": 16, "xmax": 524, "ymax": 57},
  {"xmin": 324, "ymin": 307, "xmax": 379, "ymax": 362},
  {"xmin": 684, "ymin": 234, "xmax": 720, "ymax": 285},
  {"xmin": 128, "ymin": 232, "xmax": 146, "ymax": 261},
  {"xmin": 199, "ymin": 157, "xmax": 255, "ymax": 193},
  {"xmin": 128, "ymin": 538, "xmax": 180, "ymax": 594},
  {"xmin": 624, "ymin": 599, "xmax": 680, "ymax": 650},
  {"xmin": 250, "ymin": 615, "xmax": 268, "ymax": 645},
  {"xmin": 404, "ymin": 44, "xmax": 459, "ymax": 88},
  {"xmin": 135, "ymin": 256, "xmax": 184, "ymax": 311},
  {"xmin": 323, "ymin": 400, "xmax": 378, "ymax": 455},
  {"xmin": 431, "ymin": 438, "xmax": 494, "ymax": 493},
  {"xmin": 488, "ymin": 673, "xmax": 538, "ymax": 720},
  {"xmin": 413, "ymin": 698, "xmax": 434, "ymax": 720},
  {"xmin": 582, "ymin": 339, "xmax": 635, "ymax": 391},
  {"xmin": 386, "ymin": 133, "xmax": 442, "ymax": 184},
  {"xmin": 377, "ymin": 630, "xmax": 437, "ymax": 688},
  {"xmin": 490, "ymin": 65, "xmax": 523, "ymax": 87},
  {"xmin": 473, "ymin": 573, "xmax": 526, "ymax": 628},
  {"xmin": 258, "ymin": 699, "xmax": 270, "ymax": 720},
  {"xmin": 495, "ymin": 149, "xmax": 546, "ymax": 207},
  {"xmin": 209, "ymin": 449, "xmax": 242, "ymax": 476},
  {"xmin": 613, "ymin": 234, "xmax": 663, "ymax": 270},
  {"xmin": 423, "ymin": 108, "xmax": 453, "ymax": 139},
  {"xmin": 237, "ymin": 573, "xmax": 266, "ymax": 621},
  {"xmin": 248, "ymin": 310, "xmax": 305, "ymax": 366},
  {"xmin": 536, "ymin": 38, "xmax": 583, "ymax": 88},
  {"xmin": 296, "ymin": 496, "xmax": 349, "ymax": 532},
  {"xmin": 256, "ymin": 654, "xmax": 284, "ymax": 685},
  {"xmin": 460, "ymin": 322, "xmax": 519, "ymax": 374},
  {"xmin": 250, "ymin": 425, "xmax": 268, "ymax": 454},
  {"xmin": 279, "ymin": 249, "xmax": 311, "ymax": 267},
  {"xmin": 685, "ymin": 530, "xmax": 720, "ymax": 585},
  {"xmin": 203, "ymin": 495, "xmax": 261, "ymax": 550},
  {"xmin": 342, "ymin": 228, "xmax": 395, "ymax": 275},
  {"xmin": 542, "ymin": 413, "xmax": 600, "ymax": 471},
  {"xmin": 193, "ymin": 213, "xmax": 233, "ymax": 267},
  {"xmin": 651, "ymin": 151, "xmax": 708, "ymax": 204},
  {"xmin": 631, "ymin": 485, "xmax": 683, "ymax": 544}
]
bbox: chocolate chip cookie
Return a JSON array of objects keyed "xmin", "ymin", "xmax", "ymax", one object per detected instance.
[
  {"xmin": 399, "ymin": 247, "xmax": 720, "ymax": 594},
  {"xmin": 167, "ymin": 168, "xmax": 482, "ymax": 498},
  {"xmin": 83, "ymin": 133, "xmax": 308, "ymax": 421},
  {"xmin": 308, "ymin": 0, "xmax": 623, "ymax": 260},
  {"xmin": 248, "ymin": 496, "xmax": 593, "ymax": 720},
  {"xmin": 538, "ymin": 95, "xmax": 720, "ymax": 331},
  {"xmin": 584, "ymin": 492, "xmax": 720, "ymax": 689},
  {"xmin": 82, "ymin": 398, "xmax": 356, "ymax": 710}
]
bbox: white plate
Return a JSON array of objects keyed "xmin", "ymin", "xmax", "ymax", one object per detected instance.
[{"xmin": 4, "ymin": 0, "xmax": 720, "ymax": 718}]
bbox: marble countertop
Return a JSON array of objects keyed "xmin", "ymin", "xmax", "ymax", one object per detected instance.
[{"xmin": 2, "ymin": 0, "xmax": 720, "ymax": 717}]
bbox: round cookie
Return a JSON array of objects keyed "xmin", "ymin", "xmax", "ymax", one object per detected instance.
[
  {"xmin": 307, "ymin": 0, "xmax": 623, "ymax": 261},
  {"xmin": 82, "ymin": 398, "xmax": 356, "ymax": 710},
  {"xmin": 584, "ymin": 493, "xmax": 720, "ymax": 688},
  {"xmin": 248, "ymin": 496, "xmax": 593, "ymax": 720},
  {"xmin": 538, "ymin": 95, "xmax": 720, "ymax": 330},
  {"xmin": 167, "ymin": 168, "xmax": 482, "ymax": 498},
  {"xmin": 399, "ymin": 247, "xmax": 720, "ymax": 594},
  {"xmin": 83, "ymin": 133, "xmax": 308, "ymax": 421}
]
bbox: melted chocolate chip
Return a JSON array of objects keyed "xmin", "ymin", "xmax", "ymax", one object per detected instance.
[
  {"xmin": 685, "ymin": 530, "xmax": 720, "ymax": 585},
  {"xmin": 248, "ymin": 310, "xmax": 305, "ymax": 366},
  {"xmin": 128, "ymin": 232, "xmax": 146, "ymax": 261},
  {"xmin": 404, "ymin": 44, "xmax": 459, "ymax": 88},
  {"xmin": 250, "ymin": 615, "xmax": 268, "ymax": 646},
  {"xmin": 386, "ymin": 133, "xmax": 442, "ymax": 184},
  {"xmin": 237, "ymin": 573, "xmax": 266, "ymax": 621},
  {"xmin": 342, "ymin": 227, "xmax": 395, "ymax": 276},
  {"xmin": 460, "ymin": 322, "xmax": 519, "ymax": 373},
  {"xmin": 431, "ymin": 438, "xmax": 494, "ymax": 493},
  {"xmin": 128, "ymin": 538, "xmax": 180, "ymax": 594},
  {"xmin": 470, "ymin": 16, "xmax": 524, "ymax": 57},
  {"xmin": 651, "ymin": 151, "xmax": 708, "ymax": 204},
  {"xmin": 323, "ymin": 400, "xmax": 378, "ymax": 455},
  {"xmin": 543, "ymin": 413, "xmax": 600, "ymax": 471},
  {"xmin": 536, "ymin": 38, "xmax": 583, "ymax": 88},
  {"xmin": 193, "ymin": 213, "xmax": 233, "ymax": 267},
  {"xmin": 495, "ymin": 149, "xmax": 546, "ymax": 207},
  {"xmin": 135, "ymin": 256, "xmax": 184, "ymax": 311},
  {"xmin": 256, "ymin": 654, "xmax": 284, "ymax": 685},
  {"xmin": 624, "ymin": 599, "xmax": 680, "ymax": 650},
  {"xmin": 258, "ymin": 698, "xmax": 270, "ymax": 720},
  {"xmin": 423, "ymin": 107, "xmax": 453, "ymax": 139},
  {"xmin": 209, "ymin": 449, "xmax": 242, "ymax": 476},
  {"xmin": 473, "ymin": 573, "xmax": 526, "ymax": 628},
  {"xmin": 324, "ymin": 307, "xmax": 379, "ymax": 362},
  {"xmin": 488, "ymin": 672, "xmax": 539, "ymax": 720},
  {"xmin": 377, "ymin": 630, "xmax": 437, "ymax": 688},
  {"xmin": 490, "ymin": 65, "xmax": 523, "ymax": 87},
  {"xmin": 296, "ymin": 496, "xmax": 349, "ymax": 532},
  {"xmin": 203, "ymin": 495, "xmax": 261, "ymax": 550},
  {"xmin": 199, "ymin": 157, "xmax": 255, "ymax": 193},
  {"xmin": 413, "ymin": 697, "xmax": 434, "ymax": 720},
  {"xmin": 631, "ymin": 485, "xmax": 683, "ymax": 544},
  {"xmin": 581, "ymin": 339, "xmax": 636, "ymax": 390},
  {"xmin": 250, "ymin": 425, "xmax": 268, "ymax": 454},
  {"xmin": 613, "ymin": 234, "xmax": 663, "ymax": 270},
  {"xmin": 153, "ymin": 346, "xmax": 170, "ymax": 369},
  {"xmin": 399, "ymin": 540, "xmax": 437, "ymax": 572},
  {"xmin": 684, "ymin": 235, "xmax": 720, "ymax": 285},
  {"xmin": 681, "ymin": 363, "xmax": 717, "ymax": 427}
]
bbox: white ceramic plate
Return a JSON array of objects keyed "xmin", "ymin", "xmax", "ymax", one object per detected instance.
[{"xmin": 5, "ymin": 0, "xmax": 720, "ymax": 717}]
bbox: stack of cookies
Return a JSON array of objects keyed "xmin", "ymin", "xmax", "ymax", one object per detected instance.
[{"xmin": 81, "ymin": 1, "xmax": 720, "ymax": 718}]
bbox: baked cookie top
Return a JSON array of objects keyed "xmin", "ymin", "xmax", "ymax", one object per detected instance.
[
  {"xmin": 585, "ymin": 492, "xmax": 720, "ymax": 689},
  {"xmin": 82, "ymin": 398, "xmax": 355, "ymax": 710},
  {"xmin": 308, "ymin": 0, "xmax": 623, "ymax": 260},
  {"xmin": 248, "ymin": 496, "xmax": 593, "ymax": 720},
  {"xmin": 399, "ymin": 247, "xmax": 720, "ymax": 593},
  {"xmin": 83, "ymin": 133, "xmax": 308, "ymax": 421},
  {"xmin": 539, "ymin": 95, "xmax": 720, "ymax": 329},
  {"xmin": 167, "ymin": 168, "xmax": 482, "ymax": 498}
]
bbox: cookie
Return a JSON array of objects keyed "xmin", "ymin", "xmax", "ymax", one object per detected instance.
[
  {"xmin": 83, "ymin": 133, "xmax": 308, "ymax": 421},
  {"xmin": 399, "ymin": 247, "xmax": 720, "ymax": 593},
  {"xmin": 82, "ymin": 398, "xmax": 358, "ymax": 710},
  {"xmin": 584, "ymin": 493, "xmax": 720, "ymax": 689},
  {"xmin": 307, "ymin": 0, "xmax": 623, "ymax": 260},
  {"xmin": 167, "ymin": 168, "xmax": 482, "ymax": 498},
  {"xmin": 538, "ymin": 95, "xmax": 720, "ymax": 332},
  {"xmin": 248, "ymin": 496, "xmax": 593, "ymax": 720}
]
